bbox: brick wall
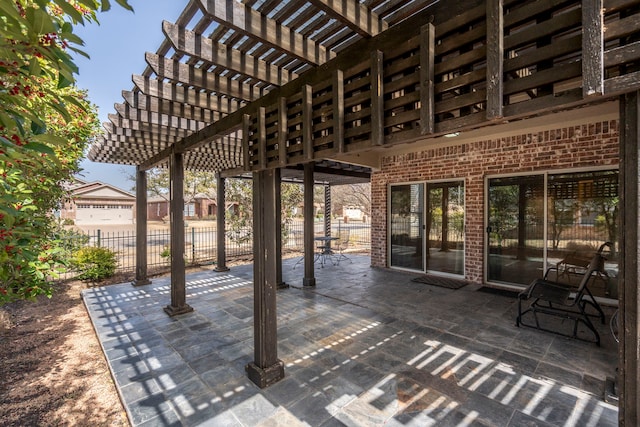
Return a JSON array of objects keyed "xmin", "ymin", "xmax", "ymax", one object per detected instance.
[{"xmin": 371, "ymin": 120, "xmax": 619, "ymax": 283}]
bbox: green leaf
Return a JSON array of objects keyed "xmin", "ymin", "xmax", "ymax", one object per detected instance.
[
  {"xmin": 3, "ymin": 213, "xmax": 15, "ymax": 228},
  {"xmin": 67, "ymin": 45, "xmax": 90, "ymax": 59},
  {"xmin": 101, "ymin": 0, "xmax": 111, "ymax": 12},
  {"xmin": 28, "ymin": 58, "xmax": 42, "ymax": 78},
  {"xmin": 60, "ymin": 31, "xmax": 84, "ymax": 46},
  {"xmin": 52, "ymin": 0, "xmax": 85, "ymax": 24},
  {"xmin": 23, "ymin": 141, "xmax": 55, "ymax": 156},
  {"xmin": 31, "ymin": 134, "xmax": 68, "ymax": 148},
  {"xmin": 115, "ymin": 0, "xmax": 134, "ymax": 12},
  {"xmin": 0, "ymin": 1, "xmax": 21, "ymax": 23},
  {"xmin": 26, "ymin": 8, "xmax": 57, "ymax": 35},
  {"xmin": 30, "ymin": 119, "xmax": 47, "ymax": 135}
]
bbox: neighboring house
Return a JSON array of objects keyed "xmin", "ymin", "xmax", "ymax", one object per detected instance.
[
  {"xmin": 147, "ymin": 194, "xmax": 238, "ymax": 221},
  {"xmin": 342, "ymin": 206, "xmax": 366, "ymax": 222},
  {"xmin": 60, "ymin": 179, "xmax": 136, "ymax": 225}
]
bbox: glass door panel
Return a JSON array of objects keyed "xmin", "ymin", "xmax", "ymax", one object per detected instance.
[
  {"xmin": 547, "ymin": 170, "xmax": 619, "ymax": 298},
  {"xmin": 390, "ymin": 184, "xmax": 424, "ymax": 270},
  {"xmin": 487, "ymin": 175, "xmax": 545, "ymax": 285},
  {"xmin": 427, "ymin": 181, "xmax": 464, "ymax": 275}
]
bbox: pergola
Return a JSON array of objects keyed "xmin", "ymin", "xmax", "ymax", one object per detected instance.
[{"xmin": 87, "ymin": 0, "xmax": 640, "ymax": 422}]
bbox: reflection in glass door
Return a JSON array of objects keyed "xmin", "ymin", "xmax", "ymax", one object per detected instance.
[
  {"xmin": 427, "ymin": 182, "xmax": 464, "ymax": 275},
  {"xmin": 390, "ymin": 184, "xmax": 424, "ymax": 270},
  {"xmin": 487, "ymin": 175, "xmax": 545, "ymax": 285}
]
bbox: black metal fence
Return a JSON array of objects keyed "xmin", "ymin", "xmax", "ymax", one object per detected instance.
[{"xmin": 70, "ymin": 220, "xmax": 371, "ymax": 275}]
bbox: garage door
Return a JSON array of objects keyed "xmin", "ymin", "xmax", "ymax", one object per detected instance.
[{"xmin": 75, "ymin": 205, "xmax": 133, "ymax": 225}]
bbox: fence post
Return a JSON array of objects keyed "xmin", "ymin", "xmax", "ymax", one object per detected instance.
[
  {"xmin": 96, "ymin": 229, "xmax": 101, "ymax": 248},
  {"xmin": 191, "ymin": 227, "xmax": 196, "ymax": 264}
]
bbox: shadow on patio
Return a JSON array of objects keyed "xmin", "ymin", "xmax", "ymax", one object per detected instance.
[{"xmin": 82, "ymin": 255, "xmax": 618, "ymax": 426}]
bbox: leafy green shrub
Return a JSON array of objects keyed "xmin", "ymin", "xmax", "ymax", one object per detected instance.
[{"xmin": 72, "ymin": 247, "xmax": 117, "ymax": 281}]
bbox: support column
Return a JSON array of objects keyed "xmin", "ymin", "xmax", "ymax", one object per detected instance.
[
  {"xmin": 324, "ymin": 184, "xmax": 331, "ymax": 237},
  {"xmin": 215, "ymin": 173, "xmax": 229, "ymax": 272},
  {"xmin": 619, "ymin": 91, "xmax": 640, "ymax": 426},
  {"xmin": 303, "ymin": 163, "xmax": 316, "ymax": 287},
  {"xmin": 133, "ymin": 167, "xmax": 151, "ymax": 286},
  {"xmin": 246, "ymin": 169, "xmax": 285, "ymax": 388},
  {"xmin": 164, "ymin": 151, "xmax": 193, "ymax": 317},
  {"xmin": 275, "ymin": 169, "xmax": 288, "ymax": 289}
]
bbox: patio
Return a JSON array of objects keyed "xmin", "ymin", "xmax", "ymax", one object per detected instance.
[{"xmin": 83, "ymin": 255, "xmax": 618, "ymax": 426}]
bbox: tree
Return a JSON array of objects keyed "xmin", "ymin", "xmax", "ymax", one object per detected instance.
[
  {"xmin": 331, "ymin": 183, "xmax": 371, "ymax": 217},
  {"xmin": 0, "ymin": 0, "xmax": 132, "ymax": 304},
  {"xmin": 129, "ymin": 167, "xmax": 218, "ymax": 218}
]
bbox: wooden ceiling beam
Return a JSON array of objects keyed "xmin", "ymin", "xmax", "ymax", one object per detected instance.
[
  {"xmin": 307, "ymin": 0, "xmax": 387, "ymax": 37},
  {"xmin": 196, "ymin": 0, "xmax": 334, "ymax": 65},
  {"xmin": 132, "ymin": 75, "xmax": 244, "ymax": 114},
  {"xmin": 122, "ymin": 90, "xmax": 222, "ymax": 123},
  {"xmin": 108, "ymin": 114, "xmax": 201, "ymax": 136},
  {"xmin": 162, "ymin": 21, "xmax": 297, "ymax": 87},
  {"xmin": 145, "ymin": 53, "xmax": 261, "ymax": 101},
  {"xmin": 114, "ymin": 102, "xmax": 209, "ymax": 131}
]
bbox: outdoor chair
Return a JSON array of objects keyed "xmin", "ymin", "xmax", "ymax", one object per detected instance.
[
  {"xmin": 334, "ymin": 229, "xmax": 352, "ymax": 265},
  {"xmin": 515, "ymin": 242, "xmax": 611, "ymax": 345},
  {"xmin": 314, "ymin": 236, "xmax": 336, "ymax": 267}
]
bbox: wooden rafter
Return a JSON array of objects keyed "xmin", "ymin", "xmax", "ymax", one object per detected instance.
[
  {"xmin": 132, "ymin": 75, "xmax": 244, "ymax": 114},
  {"xmin": 162, "ymin": 21, "xmax": 297, "ymax": 87},
  {"xmin": 145, "ymin": 53, "xmax": 262, "ymax": 101},
  {"xmin": 196, "ymin": 0, "xmax": 334, "ymax": 65},
  {"xmin": 122, "ymin": 91, "xmax": 222, "ymax": 123},
  {"xmin": 307, "ymin": 0, "xmax": 387, "ymax": 37}
]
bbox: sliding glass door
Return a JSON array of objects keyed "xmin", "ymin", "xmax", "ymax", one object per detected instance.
[
  {"xmin": 487, "ymin": 175, "xmax": 545, "ymax": 285},
  {"xmin": 427, "ymin": 181, "xmax": 464, "ymax": 275},
  {"xmin": 486, "ymin": 169, "xmax": 619, "ymax": 298},
  {"xmin": 390, "ymin": 181, "xmax": 465, "ymax": 275}
]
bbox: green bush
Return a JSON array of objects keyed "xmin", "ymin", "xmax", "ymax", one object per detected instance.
[{"xmin": 73, "ymin": 247, "xmax": 117, "ymax": 281}]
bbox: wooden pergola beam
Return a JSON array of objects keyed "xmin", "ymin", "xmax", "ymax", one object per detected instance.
[
  {"xmin": 145, "ymin": 53, "xmax": 262, "ymax": 101},
  {"xmin": 108, "ymin": 114, "xmax": 202, "ymax": 136},
  {"xmin": 114, "ymin": 103, "xmax": 209, "ymax": 131},
  {"xmin": 162, "ymin": 20, "xmax": 296, "ymax": 87},
  {"xmin": 122, "ymin": 90, "xmax": 222, "ymax": 123},
  {"xmin": 307, "ymin": 0, "xmax": 387, "ymax": 37},
  {"xmin": 196, "ymin": 0, "xmax": 334, "ymax": 65},
  {"xmin": 132, "ymin": 75, "xmax": 244, "ymax": 114}
]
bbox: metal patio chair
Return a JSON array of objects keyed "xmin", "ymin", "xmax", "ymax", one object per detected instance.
[
  {"xmin": 334, "ymin": 229, "xmax": 352, "ymax": 265},
  {"xmin": 515, "ymin": 242, "xmax": 610, "ymax": 345}
]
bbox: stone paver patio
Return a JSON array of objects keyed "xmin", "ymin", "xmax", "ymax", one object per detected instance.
[{"xmin": 82, "ymin": 255, "xmax": 618, "ymax": 426}]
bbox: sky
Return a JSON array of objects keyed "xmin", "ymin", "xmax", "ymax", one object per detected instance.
[{"xmin": 73, "ymin": 0, "xmax": 188, "ymax": 191}]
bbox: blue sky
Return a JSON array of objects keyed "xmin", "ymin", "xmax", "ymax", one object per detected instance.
[{"xmin": 73, "ymin": 0, "xmax": 187, "ymax": 191}]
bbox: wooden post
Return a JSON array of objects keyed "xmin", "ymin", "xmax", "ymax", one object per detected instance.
[
  {"xmin": 302, "ymin": 85, "xmax": 313, "ymax": 161},
  {"xmin": 133, "ymin": 167, "xmax": 151, "ymax": 286},
  {"xmin": 246, "ymin": 169, "xmax": 285, "ymax": 388},
  {"xmin": 242, "ymin": 114, "xmax": 251, "ymax": 171},
  {"xmin": 324, "ymin": 184, "xmax": 331, "ymax": 237},
  {"xmin": 303, "ymin": 162, "xmax": 316, "ymax": 287},
  {"xmin": 333, "ymin": 70, "xmax": 345, "ymax": 153},
  {"xmin": 582, "ymin": 0, "xmax": 604, "ymax": 97},
  {"xmin": 278, "ymin": 97, "xmax": 288, "ymax": 167},
  {"xmin": 215, "ymin": 173, "xmax": 229, "ymax": 272},
  {"xmin": 371, "ymin": 50, "xmax": 384, "ymax": 146},
  {"xmin": 420, "ymin": 23, "xmax": 435, "ymax": 134},
  {"xmin": 258, "ymin": 106, "xmax": 267, "ymax": 170},
  {"xmin": 164, "ymin": 151, "xmax": 193, "ymax": 317},
  {"xmin": 619, "ymin": 91, "xmax": 640, "ymax": 426},
  {"xmin": 486, "ymin": 0, "xmax": 504, "ymax": 120}
]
